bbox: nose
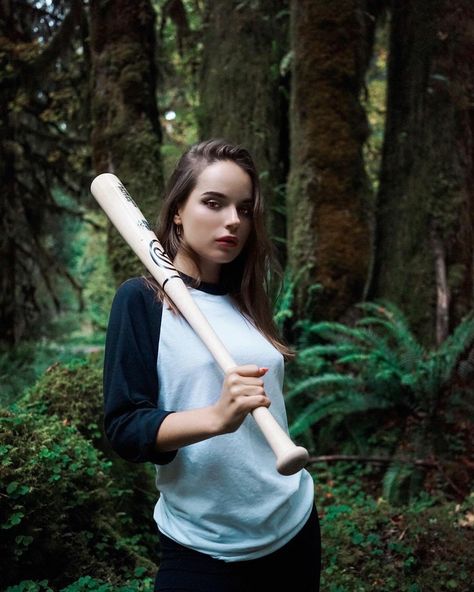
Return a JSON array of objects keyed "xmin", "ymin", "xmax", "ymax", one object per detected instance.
[{"xmin": 225, "ymin": 205, "xmax": 240, "ymax": 229}]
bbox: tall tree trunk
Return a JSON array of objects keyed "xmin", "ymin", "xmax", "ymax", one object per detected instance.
[
  {"xmin": 0, "ymin": 101, "xmax": 18, "ymax": 345},
  {"xmin": 367, "ymin": 0, "xmax": 474, "ymax": 345},
  {"xmin": 89, "ymin": 0, "xmax": 164, "ymax": 285},
  {"xmin": 287, "ymin": 0, "xmax": 373, "ymax": 322},
  {"xmin": 199, "ymin": 0, "xmax": 289, "ymax": 257}
]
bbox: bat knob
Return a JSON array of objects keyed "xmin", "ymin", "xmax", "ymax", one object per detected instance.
[{"xmin": 276, "ymin": 446, "xmax": 310, "ymax": 476}]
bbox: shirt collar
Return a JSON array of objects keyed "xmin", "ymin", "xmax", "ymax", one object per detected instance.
[{"xmin": 179, "ymin": 272, "xmax": 228, "ymax": 295}]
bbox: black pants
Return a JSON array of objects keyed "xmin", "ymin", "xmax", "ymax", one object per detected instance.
[{"xmin": 154, "ymin": 505, "xmax": 321, "ymax": 592}]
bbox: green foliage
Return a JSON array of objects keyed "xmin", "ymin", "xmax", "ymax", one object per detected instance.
[
  {"xmin": 0, "ymin": 406, "xmax": 147, "ymax": 589},
  {"xmin": 0, "ymin": 4, "xmax": 90, "ymax": 345},
  {"xmin": 273, "ymin": 270, "xmax": 295, "ymax": 333},
  {"xmin": 287, "ymin": 300, "xmax": 474, "ymax": 503},
  {"xmin": 4, "ymin": 573, "xmax": 154, "ymax": 592},
  {"xmin": 22, "ymin": 358, "xmax": 159, "ymax": 556},
  {"xmin": 22, "ymin": 357, "xmax": 104, "ymax": 444},
  {"xmin": 70, "ymin": 210, "xmax": 116, "ymax": 334},
  {"xmin": 0, "ymin": 360, "xmax": 158, "ymax": 589},
  {"xmin": 313, "ymin": 464, "xmax": 474, "ymax": 591},
  {"xmin": 0, "ymin": 343, "xmax": 96, "ymax": 408}
]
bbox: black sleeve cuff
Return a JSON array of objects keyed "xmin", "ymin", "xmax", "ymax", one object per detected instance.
[{"xmin": 106, "ymin": 408, "xmax": 177, "ymax": 465}]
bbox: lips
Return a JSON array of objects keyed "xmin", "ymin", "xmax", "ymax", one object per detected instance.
[{"xmin": 216, "ymin": 236, "xmax": 238, "ymax": 246}]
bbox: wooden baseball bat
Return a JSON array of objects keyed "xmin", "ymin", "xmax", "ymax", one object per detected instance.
[{"xmin": 90, "ymin": 173, "xmax": 309, "ymax": 475}]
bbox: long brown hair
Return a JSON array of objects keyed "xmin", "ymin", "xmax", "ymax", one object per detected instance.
[{"xmin": 148, "ymin": 138, "xmax": 293, "ymax": 359}]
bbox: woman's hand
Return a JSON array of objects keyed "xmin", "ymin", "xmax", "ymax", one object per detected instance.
[
  {"xmin": 213, "ymin": 365, "xmax": 271, "ymax": 434},
  {"xmin": 155, "ymin": 365, "xmax": 271, "ymax": 452}
]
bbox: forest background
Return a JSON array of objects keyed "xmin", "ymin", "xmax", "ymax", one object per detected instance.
[{"xmin": 1, "ymin": 0, "xmax": 474, "ymax": 590}]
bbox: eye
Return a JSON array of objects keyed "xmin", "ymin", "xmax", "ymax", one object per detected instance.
[{"xmin": 203, "ymin": 199, "xmax": 221, "ymax": 209}]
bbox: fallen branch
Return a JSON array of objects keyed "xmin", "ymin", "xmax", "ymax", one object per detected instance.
[{"xmin": 307, "ymin": 454, "xmax": 438, "ymax": 468}]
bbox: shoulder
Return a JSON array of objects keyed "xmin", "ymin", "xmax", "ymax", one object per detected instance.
[
  {"xmin": 113, "ymin": 276, "xmax": 161, "ymax": 308},
  {"xmin": 109, "ymin": 277, "xmax": 163, "ymax": 329}
]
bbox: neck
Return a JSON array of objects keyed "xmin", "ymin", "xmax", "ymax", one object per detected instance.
[{"xmin": 173, "ymin": 253, "xmax": 220, "ymax": 284}]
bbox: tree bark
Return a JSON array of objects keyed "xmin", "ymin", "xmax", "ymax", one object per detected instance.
[
  {"xmin": 89, "ymin": 0, "xmax": 164, "ymax": 285},
  {"xmin": 367, "ymin": 0, "xmax": 474, "ymax": 345},
  {"xmin": 287, "ymin": 0, "xmax": 373, "ymax": 322},
  {"xmin": 199, "ymin": 0, "xmax": 290, "ymax": 258}
]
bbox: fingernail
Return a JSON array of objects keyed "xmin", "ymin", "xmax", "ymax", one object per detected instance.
[{"xmin": 260, "ymin": 367, "xmax": 269, "ymax": 373}]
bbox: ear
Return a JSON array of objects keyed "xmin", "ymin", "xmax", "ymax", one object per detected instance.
[{"xmin": 173, "ymin": 213, "xmax": 182, "ymax": 225}]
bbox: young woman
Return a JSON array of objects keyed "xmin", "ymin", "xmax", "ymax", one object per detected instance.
[{"xmin": 103, "ymin": 139, "xmax": 321, "ymax": 591}]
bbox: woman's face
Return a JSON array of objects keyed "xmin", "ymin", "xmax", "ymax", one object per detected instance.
[{"xmin": 173, "ymin": 160, "xmax": 253, "ymax": 283}]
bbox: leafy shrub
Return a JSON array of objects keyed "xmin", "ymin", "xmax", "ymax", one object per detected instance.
[
  {"xmin": 0, "ymin": 342, "xmax": 104, "ymax": 409},
  {"xmin": 314, "ymin": 466, "xmax": 474, "ymax": 591},
  {"xmin": 22, "ymin": 357, "xmax": 104, "ymax": 445},
  {"xmin": 21, "ymin": 358, "xmax": 159, "ymax": 560},
  {"xmin": 4, "ymin": 573, "xmax": 154, "ymax": 592},
  {"xmin": 0, "ymin": 404, "xmax": 156, "ymax": 590},
  {"xmin": 286, "ymin": 301, "xmax": 474, "ymax": 503}
]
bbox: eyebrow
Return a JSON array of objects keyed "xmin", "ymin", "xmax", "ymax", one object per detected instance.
[{"xmin": 201, "ymin": 191, "xmax": 253, "ymax": 203}]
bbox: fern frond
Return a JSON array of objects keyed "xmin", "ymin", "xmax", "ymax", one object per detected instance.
[
  {"xmin": 302, "ymin": 321, "xmax": 367, "ymax": 344},
  {"xmin": 285, "ymin": 373, "xmax": 363, "ymax": 402},
  {"xmin": 357, "ymin": 300, "xmax": 426, "ymax": 353},
  {"xmin": 382, "ymin": 463, "xmax": 414, "ymax": 505},
  {"xmin": 436, "ymin": 311, "xmax": 474, "ymax": 384},
  {"xmin": 337, "ymin": 353, "xmax": 372, "ymax": 365},
  {"xmin": 297, "ymin": 344, "xmax": 358, "ymax": 358},
  {"xmin": 289, "ymin": 392, "xmax": 393, "ymax": 437},
  {"xmin": 273, "ymin": 272, "xmax": 295, "ymax": 331},
  {"xmin": 356, "ymin": 317, "xmax": 426, "ymax": 362}
]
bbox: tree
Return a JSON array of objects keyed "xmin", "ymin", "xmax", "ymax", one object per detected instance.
[
  {"xmin": 286, "ymin": 0, "xmax": 374, "ymax": 323},
  {"xmin": 0, "ymin": 0, "xmax": 87, "ymax": 346},
  {"xmin": 89, "ymin": 0, "xmax": 164, "ymax": 284},
  {"xmin": 198, "ymin": 0, "xmax": 290, "ymax": 253},
  {"xmin": 367, "ymin": 0, "xmax": 474, "ymax": 346}
]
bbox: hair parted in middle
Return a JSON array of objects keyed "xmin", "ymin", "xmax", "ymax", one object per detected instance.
[{"xmin": 149, "ymin": 138, "xmax": 292, "ymax": 359}]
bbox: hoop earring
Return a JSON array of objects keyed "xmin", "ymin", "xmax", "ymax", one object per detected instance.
[{"xmin": 176, "ymin": 224, "xmax": 182, "ymax": 237}]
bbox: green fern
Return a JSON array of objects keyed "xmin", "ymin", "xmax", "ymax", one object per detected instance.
[
  {"xmin": 285, "ymin": 299, "xmax": 474, "ymax": 503},
  {"xmin": 289, "ymin": 391, "xmax": 393, "ymax": 438},
  {"xmin": 273, "ymin": 271, "xmax": 295, "ymax": 332}
]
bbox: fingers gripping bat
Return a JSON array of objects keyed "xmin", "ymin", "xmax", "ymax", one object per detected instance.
[{"xmin": 90, "ymin": 173, "xmax": 309, "ymax": 475}]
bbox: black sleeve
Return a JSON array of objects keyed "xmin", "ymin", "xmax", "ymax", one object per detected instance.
[{"xmin": 103, "ymin": 277, "xmax": 177, "ymax": 464}]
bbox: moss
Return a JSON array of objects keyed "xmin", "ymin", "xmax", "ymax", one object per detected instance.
[
  {"xmin": 17, "ymin": 359, "xmax": 160, "ymax": 572},
  {"xmin": 288, "ymin": 0, "xmax": 371, "ymax": 321},
  {"xmin": 90, "ymin": 3, "xmax": 164, "ymax": 286},
  {"xmin": 23, "ymin": 357, "xmax": 104, "ymax": 444},
  {"xmin": 0, "ymin": 406, "xmax": 156, "ymax": 589},
  {"xmin": 319, "ymin": 493, "xmax": 474, "ymax": 591}
]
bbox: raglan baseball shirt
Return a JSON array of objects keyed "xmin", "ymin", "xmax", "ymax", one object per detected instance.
[{"xmin": 103, "ymin": 275, "xmax": 314, "ymax": 562}]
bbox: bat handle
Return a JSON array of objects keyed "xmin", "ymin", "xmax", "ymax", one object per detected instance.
[{"xmin": 251, "ymin": 407, "xmax": 309, "ymax": 475}]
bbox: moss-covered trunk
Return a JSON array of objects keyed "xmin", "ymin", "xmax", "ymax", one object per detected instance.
[
  {"xmin": 199, "ymin": 0, "xmax": 289, "ymax": 256},
  {"xmin": 287, "ymin": 0, "xmax": 372, "ymax": 322},
  {"xmin": 367, "ymin": 0, "xmax": 474, "ymax": 345},
  {"xmin": 89, "ymin": 0, "xmax": 164, "ymax": 284}
]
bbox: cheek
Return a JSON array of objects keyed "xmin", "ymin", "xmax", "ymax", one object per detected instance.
[{"xmin": 183, "ymin": 207, "xmax": 213, "ymax": 230}]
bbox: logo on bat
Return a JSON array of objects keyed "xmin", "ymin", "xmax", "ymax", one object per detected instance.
[
  {"xmin": 117, "ymin": 182, "xmax": 139, "ymax": 209},
  {"xmin": 149, "ymin": 239, "xmax": 177, "ymax": 272},
  {"xmin": 138, "ymin": 219, "xmax": 152, "ymax": 230}
]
